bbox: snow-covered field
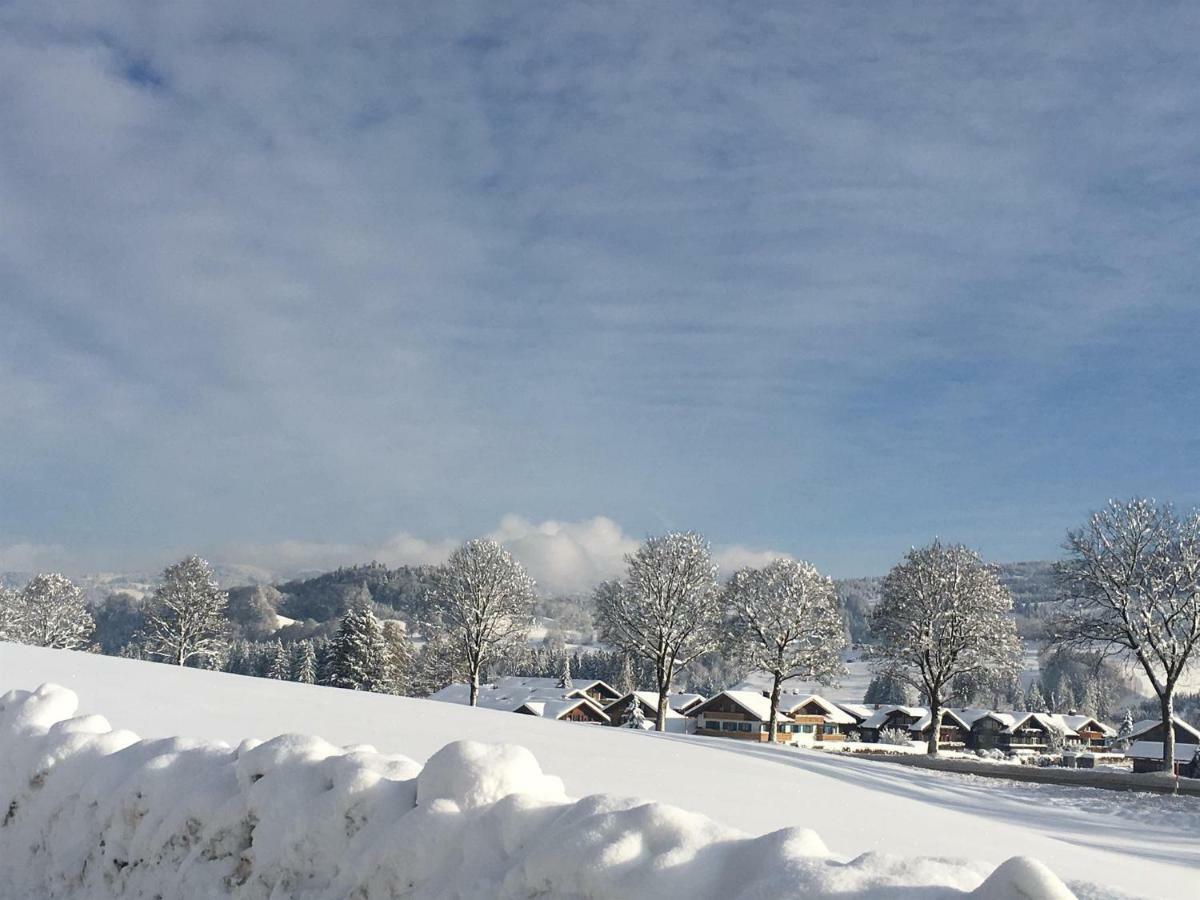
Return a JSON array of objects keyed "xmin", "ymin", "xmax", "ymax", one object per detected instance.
[{"xmin": 1, "ymin": 645, "xmax": 1196, "ymax": 899}]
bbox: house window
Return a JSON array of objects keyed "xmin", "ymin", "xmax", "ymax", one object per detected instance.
[
  {"xmin": 722, "ymin": 721, "xmax": 738, "ymax": 732},
  {"xmin": 739, "ymin": 722, "xmax": 752, "ymax": 732},
  {"xmin": 799, "ymin": 724, "xmax": 814, "ymax": 733},
  {"xmin": 823, "ymin": 725, "xmax": 837, "ymax": 734}
]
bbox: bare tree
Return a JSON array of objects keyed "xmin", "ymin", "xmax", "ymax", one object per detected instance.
[
  {"xmin": 725, "ymin": 558, "xmax": 845, "ymax": 742},
  {"xmin": 428, "ymin": 539, "xmax": 534, "ymax": 706},
  {"xmin": 140, "ymin": 556, "xmax": 229, "ymax": 667},
  {"xmin": 1053, "ymin": 498, "xmax": 1200, "ymax": 773},
  {"xmin": 871, "ymin": 540, "xmax": 1020, "ymax": 755},
  {"xmin": 594, "ymin": 532, "xmax": 721, "ymax": 731},
  {"xmin": 10, "ymin": 573, "xmax": 94, "ymax": 650}
]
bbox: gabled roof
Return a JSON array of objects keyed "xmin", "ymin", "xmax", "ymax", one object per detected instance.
[
  {"xmin": 1003, "ymin": 712, "xmax": 1076, "ymax": 737},
  {"xmin": 861, "ymin": 705, "xmax": 926, "ymax": 730},
  {"xmin": 834, "ymin": 702, "xmax": 874, "ymax": 723},
  {"xmin": 1127, "ymin": 740, "xmax": 1200, "ymax": 762},
  {"xmin": 515, "ymin": 697, "xmax": 611, "ymax": 722},
  {"xmin": 968, "ymin": 710, "xmax": 1016, "ymax": 728},
  {"xmin": 781, "ymin": 694, "xmax": 856, "ymax": 725},
  {"xmin": 909, "ymin": 708, "xmax": 971, "ymax": 732},
  {"xmin": 1060, "ymin": 714, "xmax": 1116, "ymax": 737},
  {"xmin": 629, "ymin": 691, "xmax": 686, "ymax": 719},
  {"xmin": 670, "ymin": 692, "xmax": 707, "ymax": 714},
  {"xmin": 1128, "ymin": 716, "xmax": 1200, "ymax": 743},
  {"xmin": 688, "ymin": 690, "xmax": 775, "ymax": 722}
]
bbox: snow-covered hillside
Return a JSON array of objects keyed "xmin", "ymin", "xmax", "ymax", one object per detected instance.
[{"xmin": 1, "ymin": 646, "xmax": 1195, "ymax": 899}]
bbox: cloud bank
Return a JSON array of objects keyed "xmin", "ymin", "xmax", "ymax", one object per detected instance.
[{"xmin": 219, "ymin": 515, "xmax": 790, "ymax": 595}]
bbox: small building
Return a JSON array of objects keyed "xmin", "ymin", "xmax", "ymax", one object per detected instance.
[
  {"xmin": 1059, "ymin": 715, "xmax": 1116, "ymax": 748},
  {"xmin": 1125, "ymin": 717, "xmax": 1200, "ymax": 774},
  {"xmin": 515, "ymin": 697, "xmax": 610, "ymax": 724},
  {"xmin": 966, "ymin": 711, "xmax": 1017, "ymax": 751},
  {"xmin": 858, "ymin": 705, "xmax": 926, "ymax": 744},
  {"xmin": 602, "ymin": 691, "xmax": 695, "ymax": 733},
  {"xmin": 1000, "ymin": 713, "xmax": 1075, "ymax": 752},
  {"xmin": 688, "ymin": 690, "xmax": 824, "ymax": 745},
  {"xmin": 909, "ymin": 709, "xmax": 971, "ymax": 748},
  {"xmin": 782, "ymin": 694, "xmax": 858, "ymax": 743}
]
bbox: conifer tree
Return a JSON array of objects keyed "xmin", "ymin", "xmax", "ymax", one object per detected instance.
[
  {"xmin": 1027, "ymin": 680, "xmax": 1048, "ymax": 712},
  {"xmin": 328, "ymin": 601, "xmax": 393, "ymax": 692},
  {"xmin": 557, "ymin": 653, "xmax": 573, "ymax": 690},
  {"xmin": 294, "ymin": 639, "xmax": 318, "ymax": 684},
  {"xmin": 267, "ymin": 639, "xmax": 290, "ymax": 680},
  {"xmin": 382, "ymin": 620, "xmax": 415, "ymax": 695}
]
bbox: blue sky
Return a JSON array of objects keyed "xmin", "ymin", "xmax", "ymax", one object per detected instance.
[{"xmin": 2, "ymin": 2, "xmax": 1199, "ymax": 590}]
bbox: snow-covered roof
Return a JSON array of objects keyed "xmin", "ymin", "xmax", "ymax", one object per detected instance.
[
  {"xmin": 431, "ymin": 680, "xmax": 615, "ymax": 716},
  {"xmin": 492, "ymin": 676, "xmax": 619, "ymax": 697},
  {"xmin": 1127, "ymin": 741, "xmax": 1200, "ymax": 762},
  {"xmin": 951, "ymin": 708, "xmax": 1000, "ymax": 727},
  {"xmin": 1003, "ymin": 713, "xmax": 1075, "ymax": 737},
  {"xmin": 622, "ymin": 691, "xmax": 685, "ymax": 719},
  {"xmin": 670, "ymin": 693, "xmax": 706, "ymax": 713},
  {"xmin": 1128, "ymin": 717, "xmax": 1200, "ymax": 743},
  {"xmin": 909, "ymin": 708, "xmax": 971, "ymax": 732},
  {"xmin": 781, "ymin": 694, "xmax": 856, "ymax": 725},
  {"xmin": 516, "ymin": 697, "xmax": 610, "ymax": 723},
  {"xmin": 834, "ymin": 702, "xmax": 874, "ymax": 722},
  {"xmin": 861, "ymin": 705, "xmax": 926, "ymax": 730},
  {"xmin": 1060, "ymin": 715, "xmax": 1116, "ymax": 737},
  {"xmin": 688, "ymin": 690, "xmax": 776, "ymax": 722},
  {"xmin": 968, "ymin": 710, "xmax": 1016, "ymax": 728}
]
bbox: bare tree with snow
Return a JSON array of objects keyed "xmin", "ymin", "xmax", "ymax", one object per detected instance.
[
  {"xmin": 725, "ymin": 558, "xmax": 846, "ymax": 742},
  {"xmin": 10, "ymin": 573, "xmax": 94, "ymax": 650},
  {"xmin": 427, "ymin": 539, "xmax": 535, "ymax": 706},
  {"xmin": 1052, "ymin": 498, "xmax": 1200, "ymax": 773},
  {"xmin": 594, "ymin": 532, "xmax": 722, "ymax": 732},
  {"xmin": 871, "ymin": 540, "xmax": 1020, "ymax": 755},
  {"xmin": 140, "ymin": 556, "xmax": 229, "ymax": 667}
]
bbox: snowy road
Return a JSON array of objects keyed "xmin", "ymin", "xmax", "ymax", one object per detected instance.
[{"xmin": 2, "ymin": 645, "xmax": 1195, "ymax": 899}]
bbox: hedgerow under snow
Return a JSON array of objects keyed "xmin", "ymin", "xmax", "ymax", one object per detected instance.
[{"xmin": 0, "ymin": 683, "xmax": 1077, "ymax": 899}]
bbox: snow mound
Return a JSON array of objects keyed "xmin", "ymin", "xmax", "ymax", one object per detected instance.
[{"xmin": 0, "ymin": 683, "xmax": 1077, "ymax": 899}]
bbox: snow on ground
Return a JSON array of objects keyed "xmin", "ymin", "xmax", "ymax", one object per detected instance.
[{"xmin": 1, "ymin": 645, "xmax": 1196, "ymax": 899}]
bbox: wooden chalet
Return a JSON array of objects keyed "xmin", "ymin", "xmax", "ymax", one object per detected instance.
[
  {"xmin": 1125, "ymin": 717, "xmax": 1200, "ymax": 774},
  {"xmin": 688, "ymin": 690, "xmax": 825, "ymax": 745},
  {"xmin": 858, "ymin": 705, "xmax": 925, "ymax": 743},
  {"xmin": 781, "ymin": 694, "xmax": 858, "ymax": 743},
  {"xmin": 908, "ymin": 709, "xmax": 971, "ymax": 748},
  {"xmin": 515, "ymin": 697, "xmax": 610, "ymax": 724},
  {"xmin": 999, "ymin": 713, "xmax": 1073, "ymax": 752},
  {"xmin": 602, "ymin": 691, "xmax": 695, "ymax": 733}
]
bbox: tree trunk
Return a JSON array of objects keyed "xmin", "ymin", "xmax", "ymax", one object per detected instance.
[
  {"xmin": 469, "ymin": 667, "xmax": 480, "ymax": 707},
  {"xmin": 654, "ymin": 658, "xmax": 674, "ymax": 732},
  {"xmin": 927, "ymin": 702, "xmax": 943, "ymax": 756},
  {"xmin": 768, "ymin": 671, "xmax": 783, "ymax": 743},
  {"xmin": 1161, "ymin": 689, "xmax": 1175, "ymax": 774}
]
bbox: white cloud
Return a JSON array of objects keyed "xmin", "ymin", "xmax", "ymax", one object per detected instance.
[
  {"xmin": 218, "ymin": 516, "xmax": 799, "ymax": 595},
  {"xmin": 712, "ymin": 545, "xmax": 795, "ymax": 574},
  {"xmin": 0, "ymin": 541, "xmax": 67, "ymax": 573}
]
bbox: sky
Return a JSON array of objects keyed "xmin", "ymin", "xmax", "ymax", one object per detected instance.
[{"xmin": 2, "ymin": 2, "xmax": 1200, "ymax": 592}]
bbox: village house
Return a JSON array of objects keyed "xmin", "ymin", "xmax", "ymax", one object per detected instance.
[
  {"xmin": 999, "ymin": 713, "xmax": 1075, "ymax": 752},
  {"xmin": 514, "ymin": 697, "xmax": 610, "ymax": 724},
  {"xmin": 1059, "ymin": 715, "xmax": 1115, "ymax": 748},
  {"xmin": 781, "ymin": 694, "xmax": 857, "ymax": 743},
  {"xmin": 908, "ymin": 709, "xmax": 971, "ymax": 748},
  {"xmin": 858, "ymin": 705, "xmax": 926, "ymax": 743},
  {"xmin": 1124, "ymin": 716, "xmax": 1200, "ymax": 774},
  {"xmin": 687, "ymin": 691, "xmax": 822, "ymax": 744},
  {"xmin": 429, "ymin": 675, "xmax": 620, "ymax": 724},
  {"xmin": 602, "ymin": 691, "xmax": 701, "ymax": 733}
]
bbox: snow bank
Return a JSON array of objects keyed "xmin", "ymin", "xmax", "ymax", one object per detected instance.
[{"xmin": 0, "ymin": 683, "xmax": 1077, "ymax": 899}]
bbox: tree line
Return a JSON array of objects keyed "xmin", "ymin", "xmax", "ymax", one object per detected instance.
[{"xmin": 3, "ymin": 496, "xmax": 1198, "ymax": 772}]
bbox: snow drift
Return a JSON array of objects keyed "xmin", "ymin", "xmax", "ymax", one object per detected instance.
[{"xmin": 0, "ymin": 683, "xmax": 1076, "ymax": 899}]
